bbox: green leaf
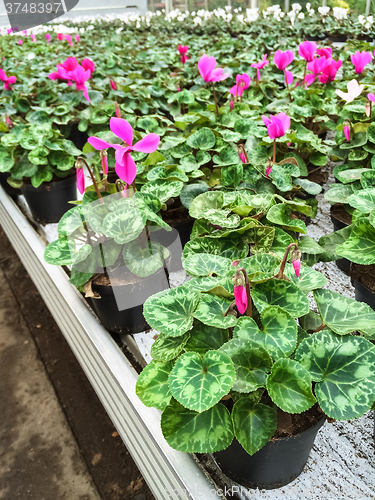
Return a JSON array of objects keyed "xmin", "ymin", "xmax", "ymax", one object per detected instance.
[
  {"xmin": 183, "ymin": 253, "xmax": 233, "ymax": 278},
  {"xmin": 283, "ymin": 264, "xmax": 327, "ymax": 293},
  {"xmin": 30, "ymin": 167, "xmax": 53, "ymax": 187},
  {"xmin": 49, "ymin": 150, "xmax": 74, "ymax": 171},
  {"xmin": 336, "ymin": 222, "xmax": 375, "ymax": 265},
  {"xmin": 102, "ymin": 200, "xmax": 144, "ymax": 244},
  {"xmin": 266, "ymin": 204, "xmax": 307, "ymax": 234},
  {"xmin": 270, "ymin": 228, "xmax": 294, "ymax": 259},
  {"xmin": 161, "ymin": 400, "xmax": 234, "ymax": 453},
  {"xmin": 318, "ymin": 226, "xmax": 352, "ymax": 262},
  {"xmin": 296, "ymin": 330, "xmax": 375, "ymax": 419},
  {"xmin": 313, "ymin": 288, "xmax": 375, "ymax": 338},
  {"xmin": 143, "ymin": 287, "xmax": 200, "ymax": 337},
  {"xmin": 221, "ymin": 164, "xmax": 243, "ymax": 188},
  {"xmin": 324, "ymin": 184, "xmax": 355, "ymax": 204},
  {"xmin": 136, "ymin": 360, "xmax": 173, "ymax": 410},
  {"xmin": 184, "ymin": 321, "xmax": 229, "ymax": 354},
  {"xmin": 151, "ymin": 332, "xmax": 190, "ymax": 362},
  {"xmin": 189, "ymin": 191, "xmax": 223, "ymax": 218},
  {"xmin": 239, "ymin": 253, "xmax": 280, "ymax": 284},
  {"xmin": 141, "ymin": 180, "xmax": 183, "ymax": 203},
  {"xmin": 309, "ymin": 151, "xmax": 327, "ymax": 166},
  {"xmin": 69, "ymin": 268, "xmax": 93, "ymax": 288},
  {"xmin": 348, "ymin": 188, "xmax": 375, "ymax": 214},
  {"xmin": 187, "ymin": 127, "xmax": 216, "ymax": 150},
  {"xmin": 270, "ymin": 163, "xmax": 300, "ymax": 192},
  {"xmin": 44, "ymin": 237, "xmax": 75, "ymax": 266},
  {"xmin": 193, "ymin": 294, "xmax": 237, "ymax": 329},
  {"xmin": 219, "ymin": 338, "xmax": 272, "ymax": 392},
  {"xmin": 183, "ymin": 235, "xmax": 248, "ymax": 262},
  {"xmin": 252, "ymin": 279, "xmax": 309, "ymax": 318},
  {"xmin": 212, "ymin": 146, "xmax": 240, "ymax": 166},
  {"xmin": 123, "ymin": 240, "xmax": 168, "ymax": 278},
  {"xmin": 180, "ymin": 183, "xmax": 208, "ymax": 209},
  {"xmin": 293, "ymin": 178, "xmax": 322, "ymax": 195},
  {"xmin": 0, "ymin": 150, "xmax": 15, "ymax": 172},
  {"xmin": 266, "ymin": 358, "xmax": 316, "ymax": 413},
  {"xmin": 336, "ymin": 168, "xmax": 369, "ymax": 184},
  {"xmin": 169, "ymin": 351, "xmax": 235, "ymax": 412},
  {"xmin": 232, "ymin": 400, "xmax": 277, "ymax": 456}
]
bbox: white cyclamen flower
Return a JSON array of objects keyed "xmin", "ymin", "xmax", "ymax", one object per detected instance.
[
  {"xmin": 292, "ymin": 3, "xmax": 302, "ymax": 12},
  {"xmin": 298, "ymin": 12, "xmax": 304, "ymax": 19},
  {"xmin": 335, "ymin": 80, "xmax": 364, "ymax": 103},
  {"xmin": 306, "ymin": 2, "xmax": 311, "ymax": 11},
  {"xmin": 318, "ymin": 6, "xmax": 330, "ymax": 15}
]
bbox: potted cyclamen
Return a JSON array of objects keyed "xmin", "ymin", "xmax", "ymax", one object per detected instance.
[{"xmin": 136, "ymin": 246, "xmax": 375, "ymax": 489}]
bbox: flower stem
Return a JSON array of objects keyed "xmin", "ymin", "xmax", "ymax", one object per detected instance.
[
  {"xmin": 313, "ymin": 323, "xmax": 326, "ymax": 333},
  {"xmin": 212, "ymin": 82, "xmax": 219, "ymax": 115},
  {"xmin": 277, "ymin": 242, "xmax": 299, "ymax": 279},
  {"xmin": 303, "ymin": 62, "xmax": 307, "ymax": 85},
  {"xmin": 77, "ymin": 156, "xmax": 104, "ymax": 204},
  {"xmin": 235, "ymin": 267, "xmax": 252, "ymax": 318},
  {"xmin": 273, "ymin": 139, "xmax": 276, "ymax": 164}
]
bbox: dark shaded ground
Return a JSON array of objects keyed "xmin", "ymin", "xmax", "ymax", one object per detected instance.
[{"xmin": 0, "ymin": 226, "xmax": 155, "ymax": 500}]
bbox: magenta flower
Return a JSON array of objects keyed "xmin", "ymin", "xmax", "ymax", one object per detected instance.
[
  {"xmin": 88, "ymin": 118, "xmax": 160, "ymax": 185},
  {"xmin": 17, "ymin": 39, "xmax": 23, "ymax": 45},
  {"xmin": 298, "ymin": 41, "xmax": 317, "ymax": 62},
  {"xmin": 178, "ymin": 45, "xmax": 189, "ymax": 64},
  {"xmin": 344, "ymin": 125, "xmax": 350, "ymax": 142},
  {"xmin": 0, "ymin": 69, "xmax": 16, "ymax": 90},
  {"xmin": 292, "ymin": 258, "xmax": 301, "ymax": 278},
  {"xmin": 62, "ymin": 57, "xmax": 78, "ymax": 71},
  {"xmin": 64, "ymin": 34, "xmax": 73, "ymax": 46},
  {"xmin": 5, "ymin": 115, "xmax": 12, "ymax": 127},
  {"xmin": 305, "ymin": 56, "xmax": 330, "ymax": 86},
  {"xmin": 261, "ymin": 113, "xmax": 291, "ymax": 140},
  {"xmin": 368, "ymin": 93, "xmax": 375, "ymax": 102},
  {"xmin": 274, "ymin": 50, "xmax": 294, "ymax": 70},
  {"xmin": 7, "ymin": 28, "xmax": 12, "ymax": 34},
  {"xmin": 76, "ymin": 34, "xmax": 80, "ymax": 42},
  {"xmin": 351, "ymin": 51, "xmax": 372, "ymax": 74},
  {"xmin": 230, "ymin": 101, "xmax": 234, "ymax": 111},
  {"xmin": 316, "ymin": 47, "xmax": 332, "ymax": 59},
  {"xmin": 76, "ymin": 167, "xmax": 85, "ymax": 195},
  {"xmin": 266, "ymin": 165, "xmax": 272, "ymax": 178},
  {"xmin": 198, "ymin": 54, "xmax": 229, "ymax": 83},
  {"xmin": 234, "ymin": 284, "xmax": 247, "ymax": 315},
  {"xmin": 45, "ymin": 33, "xmax": 51, "ymax": 43},
  {"xmin": 110, "ymin": 80, "xmax": 117, "ymax": 90},
  {"xmin": 239, "ymin": 152, "xmax": 246, "ymax": 163},
  {"xmin": 285, "ymin": 70, "xmax": 293, "ymax": 86},
  {"xmin": 69, "ymin": 65, "xmax": 91, "ymax": 102},
  {"xmin": 251, "ymin": 54, "xmax": 269, "ymax": 81},
  {"xmin": 319, "ymin": 59, "xmax": 342, "ymax": 83},
  {"xmin": 81, "ymin": 58, "xmax": 95, "ymax": 75},
  {"xmin": 57, "ymin": 33, "xmax": 64, "ymax": 41},
  {"xmin": 31, "ymin": 34, "xmax": 36, "ymax": 42},
  {"xmin": 229, "ymin": 73, "xmax": 251, "ymax": 98}
]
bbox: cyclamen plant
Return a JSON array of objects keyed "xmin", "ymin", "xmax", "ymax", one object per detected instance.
[{"xmin": 136, "ymin": 249, "xmax": 375, "ymax": 456}]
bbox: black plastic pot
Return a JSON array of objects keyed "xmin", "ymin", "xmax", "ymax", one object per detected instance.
[
  {"xmin": 69, "ymin": 128, "xmax": 89, "ymax": 150},
  {"xmin": 21, "ymin": 175, "xmax": 77, "ymax": 223},
  {"xmin": 330, "ymin": 210, "xmax": 351, "ymax": 275},
  {"xmin": 87, "ymin": 266, "xmax": 170, "ymax": 335},
  {"xmin": 213, "ymin": 417, "xmax": 325, "ymax": 490},
  {"xmin": 353, "ymin": 279, "xmax": 375, "ymax": 311},
  {"xmin": 150, "ymin": 219, "xmax": 194, "ymax": 272},
  {"xmin": 0, "ymin": 172, "xmax": 20, "ymax": 199}
]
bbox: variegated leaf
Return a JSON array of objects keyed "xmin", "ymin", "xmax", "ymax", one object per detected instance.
[
  {"xmin": 266, "ymin": 204, "xmax": 307, "ymax": 234},
  {"xmin": 336, "ymin": 222, "xmax": 375, "ymax": 265},
  {"xmin": 143, "ymin": 287, "xmax": 200, "ymax": 337},
  {"xmin": 189, "ymin": 191, "xmax": 224, "ymax": 218},
  {"xmin": 269, "ymin": 227, "xmax": 294, "ymax": 259},
  {"xmin": 232, "ymin": 400, "xmax": 277, "ymax": 456},
  {"xmin": 266, "ymin": 358, "xmax": 316, "ymax": 413},
  {"xmin": 57, "ymin": 206, "xmax": 85, "ymax": 236},
  {"xmin": 151, "ymin": 332, "xmax": 191, "ymax": 362},
  {"xmin": 44, "ymin": 237, "xmax": 76, "ymax": 266},
  {"xmin": 183, "ymin": 236, "xmax": 249, "ymax": 262},
  {"xmin": 347, "ymin": 188, "xmax": 375, "ymax": 214},
  {"xmin": 161, "ymin": 399, "xmax": 234, "ymax": 453},
  {"xmin": 184, "ymin": 321, "xmax": 229, "ymax": 354},
  {"xmin": 219, "ymin": 338, "xmax": 273, "ymax": 392},
  {"xmin": 193, "ymin": 294, "xmax": 238, "ymax": 329},
  {"xmin": 283, "ymin": 263, "xmax": 327, "ymax": 293},
  {"xmin": 313, "ymin": 288, "xmax": 375, "ymax": 339},
  {"xmin": 296, "ymin": 330, "xmax": 375, "ymax": 419},
  {"xmin": 169, "ymin": 351, "xmax": 236, "ymax": 412},
  {"xmin": 135, "ymin": 360, "xmax": 173, "ymax": 410},
  {"xmin": 252, "ymin": 279, "xmax": 310, "ymax": 318},
  {"xmin": 239, "ymin": 253, "xmax": 280, "ymax": 283}
]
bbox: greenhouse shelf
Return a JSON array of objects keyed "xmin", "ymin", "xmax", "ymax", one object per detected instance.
[{"xmin": 0, "ymin": 185, "xmax": 220, "ymax": 500}]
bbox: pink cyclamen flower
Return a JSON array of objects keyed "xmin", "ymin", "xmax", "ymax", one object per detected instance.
[
  {"xmin": 351, "ymin": 51, "xmax": 372, "ymax": 74},
  {"xmin": 81, "ymin": 58, "xmax": 95, "ymax": 75},
  {"xmin": 178, "ymin": 45, "xmax": 189, "ymax": 64},
  {"xmin": 69, "ymin": 65, "xmax": 91, "ymax": 102},
  {"xmin": 292, "ymin": 258, "xmax": 301, "ymax": 278},
  {"xmin": 76, "ymin": 34, "xmax": 80, "ymax": 42},
  {"xmin": 251, "ymin": 54, "xmax": 269, "ymax": 81},
  {"xmin": 5, "ymin": 115, "xmax": 12, "ymax": 127},
  {"xmin": 368, "ymin": 93, "xmax": 375, "ymax": 102},
  {"xmin": 230, "ymin": 101, "xmax": 234, "ymax": 110},
  {"xmin": 316, "ymin": 47, "xmax": 332, "ymax": 59},
  {"xmin": 274, "ymin": 50, "xmax": 294, "ymax": 70},
  {"xmin": 234, "ymin": 284, "xmax": 247, "ymax": 315},
  {"xmin": 110, "ymin": 80, "xmax": 117, "ymax": 90},
  {"xmin": 335, "ymin": 79, "xmax": 364, "ymax": 103},
  {"xmin": 76, "ymin": 167, "xmax": 85, "ymax": 194},
  {"xmin": 17, "ymin": 40, "xmax": 23, "ymax": 45},
  {"xmin": 198, "ymin": 54, "xmax": 230, "ymax": 83},
  {"xmin": 229, "ymin": 73, "xmax": 251, "ymax": 98},
  {"xmin": 305, "ymin": 56, "xmax": 330, "ymax": 86},
  {"xmin": 319, "ymin": 59, "xmax": 342, "ymax": 83},
  {"xmin": 0, "ymin": 69, "xmax": 16, "ymax": 90},
  {"xmin": 261, "ymin": 112, "xmax": 291, "ymax": 140},
  {"xmin": 266, "ymin": 165, "xmax": 272, "ymax": 178},
  {"xmin": 285, "ymin": 70, "xmax": 293, "ymax": 85},
  {"xmin": 88, "ymin": 118, "xmax": 160, "ymax": 185},
  {"xmin": 57, "ymin": 33, "xmax": 64, "ymax": 40},
  {"xmin": 45, "ymin": 33, "xmax": 51, "ymax": 42},
  {"xmin": 177, "ymin": 87, "xmax": 181, "ymax": 91},
  {"xmin": 298, "ymin": 41, "xmax": 317, "ymax": 62},
  {"xmin": 7, "ymin": 28, "xmax": 12, "ymax": 34},
  {"xmin": 62, "ymin": 57, "xmax": 78, "ymax": 71},
  {"xmin": 64, "ymin": 34, "xmax": 73, "ymax": 46},
  {"xmin": 101, "ymin": 153, "xmax": 108, "ymax": 175},
  {"xmin": 239, "ymin": 152, "xmax": 246, "ymax": 163},
  {"xmin": 344, "ymin": 125, "xmax": 350, "ymax": 142},
  {"xmin": 31, "ymin": 34, "xmax": 36, "ymax": 41}
]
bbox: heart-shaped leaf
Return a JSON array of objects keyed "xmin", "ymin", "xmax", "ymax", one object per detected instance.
[
  {"xmin": 266, "ymin": 204, "xmax": 307, "ymax": 234},
  {"xmin": 239, "ymin": 253, "xmax": 280, "ymax": 283},
  {"xmin": 193, "ymin": 294, "xmax": 238, "ymax": 329},
  {"xmin": 336, "ymin": 222, "xmax": 375, "ymax": 265},
  {"xmin": 184, "ymin": 321, "xmax": 229, "ymax": 354},
  {"xmin": 183, "ymin": 253, "xmax": 233, "ymax": 278},
  {"xmin": 252, "ymin": 279, "xmax": 310, "ymax": 318},
  {"xmin": 143, "ymin": 287, "xmax": 200, "ymax": 337},
  {"xmin": 187, "ymin": 127, "xmax": 216, "ymax": 150},
  {"xmin": 161, "ymin": 399, "xmax": 234, "ymax": 453},
  {"xmin": 296, "ymin": 330, "xmax": 375, "ymax": 419},
  {"xmin": 169, "ymin": 351, "xmax": 236, "ymax": 412},
  {"xmin": 232, "ymin": 400, "xmax": 277, "ymax": 456},
  {"xmin": 348, "ymin": 188, "xmax": 375, "ymax": 214},
  {"xmin": 283, "ymin": 263, "xmax": 327, "ymax": 293},
  {"xmin": 266, "ymin": 358, "xmax": 316, "ymax": 413},
  {"xmin": 123, "ymin": 240, "xmax": 168, "ymax": 278},
  {"xmin": 136, "ymin": 360, "xmax": 173, "ymax": 410},
  {"xmin": 189, "ymin": 191, "xmax": 224, "ymax": 218},
  {"xmin": 151, "ymin": 332, "xmax": 191, "ymax": 362}
]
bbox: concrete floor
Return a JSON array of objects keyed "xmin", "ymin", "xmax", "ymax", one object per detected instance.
[{"xmin": 0, "ymin": 264, "xmax": 101, "ymax": 500}]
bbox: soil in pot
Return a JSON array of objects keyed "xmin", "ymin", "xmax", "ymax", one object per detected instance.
[
  {"xmin": 86, "ymin": 265, "xmax": 170, "ymax": 335},
  {"xmin": 350, "ymin": 264, "xmax": 375, "ymax": 310},
  {"xmin": 213, "ymin": 404, "xmax": 325, "ymax": 490},
  {"xmin": 330, "ymin": 205, "xmax": 352, "ymax": 275},
  {"xmin": 307, "ymin": 168, "xmax": 328, "ymax": 186},
  {"xmin": 0, "ymin": 172, "xmax": 21, "ymax": 199},
  {"xmin": 21, "ymin": 173, "xmax": 77, "ymax": 224}
]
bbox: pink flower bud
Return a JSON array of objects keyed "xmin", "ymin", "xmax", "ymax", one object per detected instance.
[
  {"xmin": 344, "ymin": 125, "xmax": 350, "ymax": 142},
  {"xmin": 292, "ymin": 258, "xmax": 301, "ymax": 278},
  {"xmin": 234, "ymin": 285, "xmax": 247, "ymax": 315},
  {"xmin": 76, "ymin": 168, "xmax": 85, "ymax": 195},
  {"xmin": 45, "ymin": 33, "xmax": 51, "ymax": 42},
  {"xmin": 239, "ymin": 153, "xmax": 246, "ymax": 163},
  {"xmin": 17, "ymin": 40, "xmax": 23, "ymax": 45},
  {"xmin": 76, "ymin": 34, "xmax": 80, "ymax": 42},
  {"xmin": 266, "ymin": 165, "xmax": 273, "ymax": 177},
  {"xmin": 366, "ymin": 104, "xmax": 371, "ymax": 117},
  {"xmin": 230, "ymin": 101, "xmax": 234, "ymax": 111},
  {"xmin": 110, "ymin": 80, "xmax": 117, "ymax": 90}
]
